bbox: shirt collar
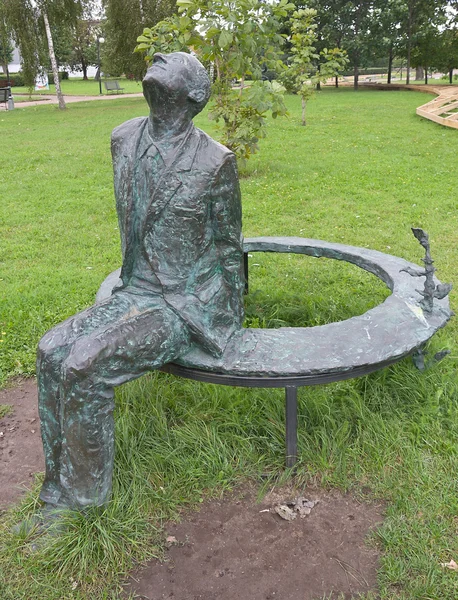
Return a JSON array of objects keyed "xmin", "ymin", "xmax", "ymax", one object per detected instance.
[{"xmin": 146, "ymin": 119, "xmax": 194, "ymax": 166}]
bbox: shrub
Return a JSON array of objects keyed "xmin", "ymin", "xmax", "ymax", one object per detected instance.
[
  {"xmin": 341, "ymin": 67, "xmax": 386, "ymax": 77},
  {"xmin": 0, "ymin": 73, "xmax": 25, "ymax": 87},
  {"xmin": 440, "ymin": 73, "xmax": 458, "ymax": 82}
]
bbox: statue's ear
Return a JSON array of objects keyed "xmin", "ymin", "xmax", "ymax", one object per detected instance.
[{"xmin": 188, "ymin": 88, "xmax": 206, "ymax": 104}]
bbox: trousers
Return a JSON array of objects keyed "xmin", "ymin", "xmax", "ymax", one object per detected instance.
[{"xmin": 37, "ymin": 289, "xmax": 191, "ymax": 509}]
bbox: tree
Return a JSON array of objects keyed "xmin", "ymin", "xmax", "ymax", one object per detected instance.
[
  {"xmin": 286, "ymin": 8, "xmax": 348, "ymax": 125},
  {"xmin": 279, "ymin": 0, "xmax": 347, "ymax": 87},
  {"xmin": 295, "ymin": 0, "xmax": 377, "ymax": 90},
  {"xmin": 3, "ymin": 0, "xmax": 88, "ymax": 108},
  {"xmin": 2, "ymin": 0, "xmax": 42, "ymax": 90},
  {"xmin": 41, "ymin": 2, "xmax": 74, "ymax": 109},
  {"xmin": 435, "ymin": 26, "xmax": 458, "ymax": 83},
  {"xmin": 68, "ymin": 19, "xmax": 98, "ymax": 80},
  {"xmin": 0, "ymin": 39, "xmax": 13, "ymax": 76},
  {"xmin": 369, "ymin": 0, "xmax": 406, "ymax": 84},
  {"xmin": 410, "ymin": 24, "xmax": 442, "ymax": 83},
  {"xmin": 136, "ymin": 0, "xmax": 295, "ymax": 161},
  {"xmin": 0, "ymin": 7, "xmax": 14, "ymax": 76},
  {"xmin": 399, "ymin": 0, "xmax": 446, "ymax": 84},
  {"xmin": 339, "ymin": 0, "xmax": 377, "ymax": 90},
  {"xmin": 103, "ymin": 0, "xmax": 177, "ymax": 79}
]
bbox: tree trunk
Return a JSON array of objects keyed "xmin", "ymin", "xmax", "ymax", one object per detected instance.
[
  {"xmin": 239, "ymin": 75, "xmax": 245, "ymax": 95},
  {"xmin": 415, "ymin": 66, "xmax": 424, "ymax": 81},
  {"xmin": 387, "ymin": 45, "xmax": 393, "ymax": 84},
  {"xmin": 82, "ymin": 61, "xmax": 88, "ymax": 81},
  {"xmin": 94, "ymin": 66, "xmax": 100, "ymax": 80},
  {"xmin": 424, "ymin": 68, "xmax": 428, "ymax": 85},
  {"xmin": 301, "ymin": 97, "xmax": 306, "ymax": 126},
  {"xmin": 316, "ymin": 81, "xmax": 321, "ymax": 91},
  {"xmin": 1, "ymin": 62, "xmax": 7, "ymax": 74},
  {"xmin": 42, "ymin": 10, "xmax": 66, "ymax": 110},
  {"xmin": 354, "ymin": 64, "xmax": 359, "ymax": 90},
  {"xmin": 450, "ymin": 69, "xmax": 454, "ymax": 84},
  {"xmin": 406, "ymin": 3, "xmax": 412, "ymax": 84},
  {"xmin": 214, "ymin": 57, "xmax": 221, "ymax": 83},
  {"xmin": 335, "ymin": 75, "xmax": 339, "ymax": 88}
]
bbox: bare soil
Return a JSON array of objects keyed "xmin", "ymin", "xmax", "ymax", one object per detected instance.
[
  {"xmin": 0, "ymin": 378, "xmax": 43, "ymax": 511},
  {"xmin": 124, "ymin": 487, "xmax": 383, "ymax": 600},
  {"xmin": 0, "ymin": 380, "xmax": 384, "ymax": 599}
]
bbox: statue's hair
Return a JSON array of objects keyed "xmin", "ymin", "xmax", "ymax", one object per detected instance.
[{"xmin": 180, "ymin": 52, "xmax": 211, "ymax": 116}]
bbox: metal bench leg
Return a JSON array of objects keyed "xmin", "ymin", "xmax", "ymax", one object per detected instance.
[
  {"xmin": 243, "ymin": 251, "xmax": 249, "ymax": 294},
  {"xmin": 285, "ymin": 386, "xmax": 298, "ymax": 468}
]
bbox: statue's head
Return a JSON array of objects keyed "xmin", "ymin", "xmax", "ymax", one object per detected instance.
[{"xmin": 142, "ymin": 52, "xmax": 211, "ymax": 119}]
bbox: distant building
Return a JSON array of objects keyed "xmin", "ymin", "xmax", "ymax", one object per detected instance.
[{"xmin": 7, "ymin": 46, "xmax": 21, "ymax": 74}]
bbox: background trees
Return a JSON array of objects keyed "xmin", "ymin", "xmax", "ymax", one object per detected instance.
[
  {"xmin": 136, "ymin": 0, "xmax": 295, "ymax": 160},
  {"xmin": 283, "ymin": 0, "xmax": 458, "ymax": 87},
  {"xmin": 437, "ymin": 27, "xmax": 458, "ymax": 83},
  {"xmin": 1, "ymin": 0, "xmax": 456, "ymax": 109},
  {"xmin": 102, "ymin": 0, "xmax": 177, "ymax": 79},
  {"xmin": 285, "ymin": 8, "xmax": 348, "ymax": 124},
  {"xmin": 0, "ymin": 5, "xmax": 14, "ymax": 77},
  {"xmin": 66, "ymin": 19, "xmax": 99, "ymax": 81},
  {"xmin": 2, "ymin": 0, "xmax": 88, "ymax": 108}
]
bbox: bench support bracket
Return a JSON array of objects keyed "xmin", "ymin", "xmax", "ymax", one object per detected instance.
[{"xmin": 285, "ymin": 386, "xmax": 298, "ymax": 468}]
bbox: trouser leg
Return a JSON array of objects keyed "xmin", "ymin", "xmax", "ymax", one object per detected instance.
[
  {"xmin": 59, "ymin": 374, "xmax": 116, "ymax": 508},
  {"xmin": 37, "ymin": 323, "xmax": 76, "ymax": 505},
  {"xmin": 37, "ymin": 294, "xmax": 191, "ymax": 509}
]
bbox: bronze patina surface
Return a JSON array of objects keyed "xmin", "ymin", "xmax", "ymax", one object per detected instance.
[
  {"xmin": 37, "ymin": 54, "xmax": 453, "ymax": 514},
  {"xmin": 99, "ymin": 236, "xmax": 453, "ymax": 379},
  {"xmin": 37, "ymin": 52, "xmax": 244, "ymax": 510}
]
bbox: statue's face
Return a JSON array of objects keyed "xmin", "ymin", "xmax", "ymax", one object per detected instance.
[{"xmin": 143, "ymin": 52, "xmax": 195, "ymax": 107}]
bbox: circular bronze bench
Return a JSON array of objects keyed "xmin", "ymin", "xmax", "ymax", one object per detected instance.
[{"xmin": 97, "ymin": 237, "xmax": 453, "ymax": 467}]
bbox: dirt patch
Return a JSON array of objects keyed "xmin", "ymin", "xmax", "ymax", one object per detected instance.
[
  {"xmin": 0, "ymin": 378, "xmax": 43, "ymax": 511},
  {"xmin": 0, "ymin": 380, "xmax": 384, "ymax": 599},
  {"xmin": 124, "ymin": 487, "xmax": 383, "ymax": 600}
]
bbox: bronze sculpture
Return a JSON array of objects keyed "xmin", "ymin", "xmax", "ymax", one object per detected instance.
[
  {"xmin": 37, "ymin": 52, "xmax": 244, "ymax": 511},
  {"xmin": 34, "ymin": 53, "xmax": 453, "ymax": 521}
]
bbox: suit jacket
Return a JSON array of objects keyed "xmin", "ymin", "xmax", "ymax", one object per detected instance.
[{"xmin": 111, "ymin": 117, "xmax": 244, "ymax": 357}]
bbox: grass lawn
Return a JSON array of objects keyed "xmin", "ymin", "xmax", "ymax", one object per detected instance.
[{"xmin": 1, "ymin": 88, "xmax": 458, "ymax": 599}]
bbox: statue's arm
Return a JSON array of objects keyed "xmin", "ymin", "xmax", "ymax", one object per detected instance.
[
  {"xmin": 210, "ymin": 154, "xmax": 244, "ymax": 292},
  {"xmin": 111, "ymin": 127, "xmax": 127, "ymax": 262},
  {"xmin": 110, "ymin": 117, "xmax": 145, "ymax": 264}
]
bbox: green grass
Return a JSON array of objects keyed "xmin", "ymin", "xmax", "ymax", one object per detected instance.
[
  {"xmin": 1, "ymin": 88, "xmax": 458, "ymax": 598},
  {"xmin": 12, "ymin": 77, "xmax": 144, "ymax": 97},
  {"xmin": 0, "ymin": 404, "xmax": 12, "ymax": 418}
]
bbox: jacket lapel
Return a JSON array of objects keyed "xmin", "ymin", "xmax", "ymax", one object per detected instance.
[{"xmin": 142, "ymin": 126, "xmax": 200, "ymax": 229}]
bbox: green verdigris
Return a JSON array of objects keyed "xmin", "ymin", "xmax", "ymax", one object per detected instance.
[{"xmin": 37, "ymin": 52, "xmax": 244, "ymax": 512}]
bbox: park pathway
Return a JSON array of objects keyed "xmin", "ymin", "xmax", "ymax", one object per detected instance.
[{"xmin": 7, "ymin": 92, "xmax": 143, "ymax": 109}]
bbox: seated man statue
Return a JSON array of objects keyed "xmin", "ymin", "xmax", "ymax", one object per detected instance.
[{"xmin": 37, "ymin": 52, "xmax": 244, "ymax": 511}]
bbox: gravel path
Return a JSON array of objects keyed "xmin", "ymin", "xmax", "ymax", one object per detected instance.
[{"xmin": 8, "ymin": 92, "xmax": 143, "ymax": 109}]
